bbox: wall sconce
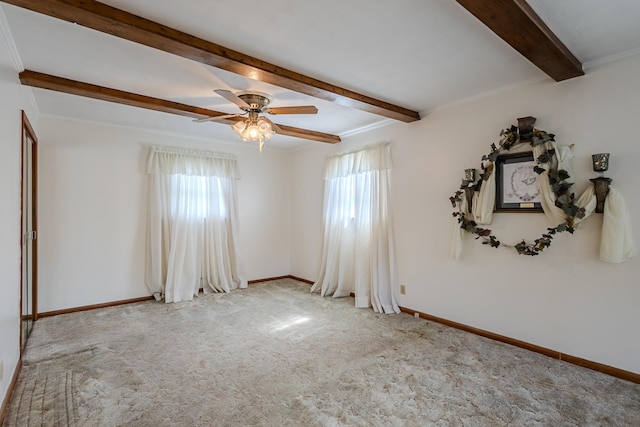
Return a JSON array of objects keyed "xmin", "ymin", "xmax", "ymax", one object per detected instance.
[
  {"xmin": 464, "ymin": 168, "xmax": 476, "ymax": 182},
  {"xmin": 517, "ymin": 116, "xmax": 536, "ymax": 142},
  {"xmin": 589, "ymin": 153, "xmax": 611, "ymax": 213},
  {"xmin": 463, "ymin": 168, "xmax": 476, "ymax": 211}
]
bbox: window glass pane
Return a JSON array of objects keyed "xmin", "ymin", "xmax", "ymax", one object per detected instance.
[{"xmin": 169, "ymin": 175, "xmax": 226, "ymax": 220}]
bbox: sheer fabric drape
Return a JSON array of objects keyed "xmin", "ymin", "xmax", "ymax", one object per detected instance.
[
  {"xmin": 145, "ymin": 146, "xmax": 246, "ymax": 303},
  {"xmin": 311, "ymin": 143, "xmax": 400, "ymax": 314}
]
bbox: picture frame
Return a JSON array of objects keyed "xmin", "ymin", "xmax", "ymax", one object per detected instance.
[{"xmin": 494, "ymin": 152, "xmax": 543, "ymax": 212}]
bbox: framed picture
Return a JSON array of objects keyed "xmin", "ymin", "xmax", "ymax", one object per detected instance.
[{"xmin": 494, "ymin": 152, "xmax": 543, "ymax": 212}]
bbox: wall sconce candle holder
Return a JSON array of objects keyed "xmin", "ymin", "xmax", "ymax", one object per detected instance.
[
  {"xmin": 517, "ymin": 116, "xmax": 536, "ymax": 142},
  {"xmin": 464, "ymin": 168, "xmax": 476, "ymax": 182},
  {"xmin": 589, "ymin": 153, "xmax": 611, "ymax": 213}
]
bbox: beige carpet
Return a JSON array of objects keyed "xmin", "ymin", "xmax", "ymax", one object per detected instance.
[{"xmin": 3, "ymin": 278, "xmax": 639, "ymax": 426}]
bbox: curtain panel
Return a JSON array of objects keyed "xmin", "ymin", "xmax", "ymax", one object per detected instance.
[
  {"xmin": 145, "ymin": 145, "xmax": 246, "ymax": 303},
  {"xmin": 312, "ymin": 143, "xmax": 400, "ymax": 314}
]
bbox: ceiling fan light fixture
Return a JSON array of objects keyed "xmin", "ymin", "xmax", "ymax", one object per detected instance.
[
  {"xmin": 257, "ymin": 118, "xmax": 274, "ymax": 138},
  {"xmin": 231, "ymin": 120, "xmax": 247, "ymax": 135},
  {"xmin": 231, "ymin": 114, "xmax": 275, "ymax": 151}
]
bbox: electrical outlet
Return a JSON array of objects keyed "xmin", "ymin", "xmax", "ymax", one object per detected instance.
[
  {"xmin": 400, "ymin": 284, "xmax": 406, "ymax": 295},
  {"xmin": 414, "ymin": 312, "xmax": 420, "ymax": 318}
]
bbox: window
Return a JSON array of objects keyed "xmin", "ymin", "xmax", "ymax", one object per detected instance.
[
  {"xmin": 145, "ymin": 146, "xmax": 246, "ymax": 303},
  {"xmin": 311, "ymin": 143, "xmax": 399, "ymax": 314},
  {"xmin": 169, "ymin": 175, "xmax": 227, "ymax": 220}
]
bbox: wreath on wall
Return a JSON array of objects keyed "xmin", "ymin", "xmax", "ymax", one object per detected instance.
[{"xmin": 449, "ymin": 122, "xmax": 586, "ymax": 256}]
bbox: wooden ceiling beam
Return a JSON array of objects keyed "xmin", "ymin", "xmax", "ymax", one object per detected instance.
[
  {"xmin": 4, "ymin": 0, "xmax": 420, "ymax": 122},
  {"xmin": 19, "ymin": 70, "xmax": 341, "ymax": 144},
  {"xmin": 455, "ymin": 0, "xmax": 584, "ymax": 81}
]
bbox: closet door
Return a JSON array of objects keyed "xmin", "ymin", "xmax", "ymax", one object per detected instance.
[{"xmin": 21, "ymin": 111, "xmax": 38, "ymax": 352}]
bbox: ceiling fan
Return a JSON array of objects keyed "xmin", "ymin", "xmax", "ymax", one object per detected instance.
[{"xmin": 196, "ymin": 89, "xmax": 318, "ymax": 150}]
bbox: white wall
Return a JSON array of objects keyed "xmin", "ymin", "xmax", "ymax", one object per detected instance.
[
  {"xmin": 0, "ymin": 15, "xmax": 37, "ymax": 409},
  {"xmin": 37, "ymin": 117, "xmax": 292, "ymax": 312},
  {"xmin": 290, "ymin": 54, "xmax": 640, "ymax": 374}
]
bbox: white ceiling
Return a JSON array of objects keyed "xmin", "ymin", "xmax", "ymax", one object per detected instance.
[{"xmin": 2, "ymin": 0, "xmax": 640, "ymax": 150}]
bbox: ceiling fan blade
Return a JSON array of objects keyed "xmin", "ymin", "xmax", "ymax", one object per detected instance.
[
  {"xmin": 193, "ymin": 113, "xmax": 240, "ymax": 123},
  {"xmin": 214, "ymin": 89, "xmax": 251, "ymax": 109},
  {"xmin": 266, "ymin": 106, "xmax": 318, "ymax": 115},
  {"xmin": 274, "ymin": 123, "xmax": 340, "ymax": 144}
]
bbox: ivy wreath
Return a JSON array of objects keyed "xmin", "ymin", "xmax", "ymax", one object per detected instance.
[{"xmin": 450, "ymin": 125, "xmax": 586, "ymax": 256}]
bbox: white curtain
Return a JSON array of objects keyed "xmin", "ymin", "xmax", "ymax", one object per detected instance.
[
  {"xmin": 472, "ymin": 160, "xmax": 496, "ymax": 225},
  {"xmin": 145, "ymin": 145, "xmax": 246, "ymax": 303},
  {"xmin": 311, "ymin": 143, "xmax": 400, "ymax": 314},
  {"xmin": 450, "ymin": 192, "xmax": 469, "ymax": 260},
  {"xmin": 532, "ymin": 142, "xmax": 596, "ymax": 226},
  {"xmin": 601, "ymin": 187, "xmax": 636, "ymax": 263}
]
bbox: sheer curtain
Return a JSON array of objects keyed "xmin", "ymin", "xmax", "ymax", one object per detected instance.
[
  {"xmin": 311, "ymin": 143, "xmax": 400, "ymax": 314},
  {"xmin": 145, "ymin": 145, "xmax": 246, "ymax": 303}
]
